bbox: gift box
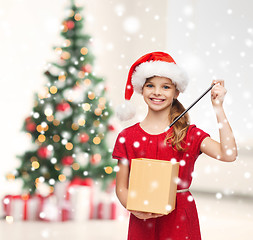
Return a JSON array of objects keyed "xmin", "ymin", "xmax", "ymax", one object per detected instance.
[
  {"xmin": 126, "ymin": 158, "xmax": 179, "ymax": 215},
  {"xmin": 2, "ymin": 194, "xmax": 44, "ymax": 221},
  {"xmin": 96, "ymin": 191, "xmax": 129, "ymax": 220},
  {"xmin": 66, "ymin": 177, "xmax": 93, "ymax": 221},
  {"xmin": 39, "ymin": 194, "xmax": 70, "ymax": 222}
]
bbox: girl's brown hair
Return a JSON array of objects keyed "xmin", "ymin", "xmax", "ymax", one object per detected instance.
[{"xmin": 165, "ymin": 99, "xmax": 190, "ymax": 151}]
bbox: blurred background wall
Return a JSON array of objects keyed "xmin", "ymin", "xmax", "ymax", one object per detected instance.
[{"xmin": 0, "ymin": 0, "xmax": 252, "ymax": 203}]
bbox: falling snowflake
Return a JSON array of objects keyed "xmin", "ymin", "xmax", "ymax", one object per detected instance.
[
  {"xmin": 133, "ymin": 141, "xmax": 140, "ymax": 148},
  {"xmin": 123, "ymin": 16, "xmax": 140, "ymax": 34},
  {"xmin": 119, "ymin": 137, "xmax": 125, "ymax": 143}
]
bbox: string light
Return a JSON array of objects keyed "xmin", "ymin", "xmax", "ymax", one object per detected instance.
[
  {"xmin": 32, "ymin": 161, "xmax": 40, "ymax": 169},
  {"xmin": 36, "ymin": 125, "xmax": 43, "ymax": 132},
  {"xmin": 55, "ymin": 47, "xmax": 62, "ymax": 54},
  {"xmin": 64, "ymin": 39, "xmax": 71, "ymax": 47},
  {"xmin": 88, "ymin": 92, "xmax": 95, "ymax": 100},
  {"xmin": 84, "ymin": 78, "xmax": 91, "ymax": 86},
  {"xmin": 58, "ymin": 75, "xmax": 66, "ymax": 82},
  {"xmin": 72, "ymin": 163, "xmax": 80, "ymax": 170},
  {"xmin": 80, "ymin": 47, "xmax": 88, "ymax": 55},
  {"xmin": 71, "ymin": 123, "xmax": 79, "ymax": 130},
  {"xmin": 78, "ymin": 118, "xmax": 86, "ymax": 126},
  {"xmin": 82, "ymin": 103, "xmax": 91, "ymax": 111},
  {"xmin": 53, "ymin": 120, "xmax": 60, "ymax": 126},
  {"xmin": 65, "ymin": 142, "xmax": 73, "ymax": 150},
  {"xmin": 58, "ymin": 174, "xmax": 66, "ymax": 182},
  {"xmin": 74, "ymin": 13, "xmax": 82, "ymax": 21},
  {"xmin": 105, "ymin": 166, "xmax": 113, "ymax": 174},
  {"xmin": 61, "ymin": 52, "xmax": 71, "ymax": 60},
  {"xmin": 93, "ymin": 136, "xmax": 101, "ymax": 145},
  {"xmin": 94, "ymin": 108, "xmax": 102, "ymax": 116},
  {"xmin": 47, "ymin": 115, "xmax": 54, "ymax": 122},
  {"xmin": 38, "ymin": 135, "xmax": 46, "ymax": 143},
  {"xmin": 78, "ymin": 71, "xmax": 85, "ymax": 78},
  {"xmin": 98, "ymin": 103, "xmax": 105, "ymax": 110},
  {"xmin": 6, "ymin": 173, "xmax": 15, "ymax": 181},
  {"xmin": 93, "ymin": 120, "xmax": 100, "ymax": 127},
  {"xmin": 53, "ymin": 135, "xmax": 60, "ymax": 142},
  {"xmin": 54, "ymin": 165, "xmax": 61, "ymax": 171},
  {"xmin": 99, "ymin": 97, "xmax": 106, "ymax": 104},
  {"xmin": 50, "ymin": 86, "xmax": 58, "ymax": 94}
]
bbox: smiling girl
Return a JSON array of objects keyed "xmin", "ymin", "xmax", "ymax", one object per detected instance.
[{"xmin": 112, "ymin": 52, "xmax": 237, "ymax": 240}]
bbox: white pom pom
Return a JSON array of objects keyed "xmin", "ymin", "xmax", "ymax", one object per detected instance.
[{"xmin": 116, "ymin": 101, "xmax": 136, "ymax": 121}]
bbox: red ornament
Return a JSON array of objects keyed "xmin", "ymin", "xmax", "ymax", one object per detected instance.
[
  {"xmin": 26, "ymin": 122, "xmax": 36, "ymax": 132},
  {"xmin": 90, "ymin": 154, "xmax": 101, "ymax": 165},
  {"xmin": 108, "ymin": 124, "xmax": 115, "ymax": 131},
  {"xmin": 81, "ymin": 64, "xmax": 92, "ymax": 73},
  {"xmin": 62, "ymin": 156, "xmax": 74, "ymax": 166},
  {"xmin": 37, "ymin": 146, "xmax": 51, "ymax": 159},
  {"xmin": 79, "ymin": 133, "xmax": 89, "ymax": 143},
  {"xmin": 56, "ymin": 102, "xmax": 70, "ymax": 112},
  {"xmin": 66, "ymin": 20, "xmax": 75, "ymax": 30}
]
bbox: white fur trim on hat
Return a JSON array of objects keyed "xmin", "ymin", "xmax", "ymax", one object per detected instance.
[
  {"xmin": 116, "ymin": 100, "xmax": 136, "ymax": 121},
  {"xmin": 131, "ymin": 61, "xmax": 189, "ymax": 93}
]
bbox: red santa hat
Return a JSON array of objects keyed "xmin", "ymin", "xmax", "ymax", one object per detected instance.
[{"xmin": 116, "ymin": 51, "xmax": 189, "ymax": 121}]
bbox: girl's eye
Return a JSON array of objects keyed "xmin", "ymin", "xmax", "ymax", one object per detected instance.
[
  {"xmin": 146, "ymin": 84, "xmax": 153, "ymax": 88},
  {"xmin": 163, "ymin": 86, "xmax": 170, "ymax": 89}
]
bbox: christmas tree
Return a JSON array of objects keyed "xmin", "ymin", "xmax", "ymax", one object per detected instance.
[{"xmin": 11, "ymin": 0, "xmax": 116, "ymax": 195}]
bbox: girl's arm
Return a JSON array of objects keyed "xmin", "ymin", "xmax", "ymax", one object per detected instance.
[
  {"xmin": 115, "ymin": 160, "xmax": 130, "ymax": 208},
  {"xmin": 200, "ymin": 80, "xmax": 238, "ymax": 162},
  {"xmin": 116, "ymin": 160, "xmax": 164, "ymax": 219}
]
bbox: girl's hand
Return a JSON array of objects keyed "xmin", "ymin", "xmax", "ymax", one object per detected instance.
[
  {"xmin": 130, "ymin": 210, "xmax": 164, "ymax": 220},
  {"xmin": 211, "ymin": 80, "xmax": 227, "ymax": 107}
]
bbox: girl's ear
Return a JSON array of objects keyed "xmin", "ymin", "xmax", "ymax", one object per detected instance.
[{"xmin": 174, "ymin": 89, "xmax": 180, "ymax": 99}]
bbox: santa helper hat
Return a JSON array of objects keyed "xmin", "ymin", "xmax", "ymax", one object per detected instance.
[{"xmin": 116, "ymin": 51, "xmax": 189, "ymax": 121}]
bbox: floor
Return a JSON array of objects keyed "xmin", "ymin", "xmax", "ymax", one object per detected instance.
[{"xmin": 0, "ymin": 192, "xmax": 252, "ymax": 240}]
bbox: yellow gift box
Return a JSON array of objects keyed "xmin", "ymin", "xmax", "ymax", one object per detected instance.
[{"xmin": 126, "ymin": 158, "xmax": 179, "ymax": 215}]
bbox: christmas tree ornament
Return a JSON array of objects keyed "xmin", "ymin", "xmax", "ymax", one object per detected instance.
[
  {"xmin": 81, "ymin": 64, "xmax": 92, "ymax": 73},
  {"xmin": 79, "ymin": 132, "xmax": 89, "ymax": 143},
  {"xmin": 91, "ymin": 153, "xmax": 101, "ymax": 165},
  {"xmin": 37, "ymin": 146, "xmax": 51, "ymax": 159},
  {"xmin": 61, "ymin": 156, "xmax": 74, "ymax": 166},
  {"xmin": 25, "ymin": 121, "xmax": 36, "ymax": 132},
  {"xmin": 66, "ymin": 20, "xmax": 75, "ymax": 30}
]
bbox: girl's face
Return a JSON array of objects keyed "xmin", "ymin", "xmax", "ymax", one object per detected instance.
[{"xmin": 142, "ymin": 76, "xmax": 179, "ymax": 112}]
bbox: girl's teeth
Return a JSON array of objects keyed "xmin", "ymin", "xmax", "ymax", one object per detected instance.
[{"xmin": 152, "ymin": 99, "xmax": 163, "ymax": 102}]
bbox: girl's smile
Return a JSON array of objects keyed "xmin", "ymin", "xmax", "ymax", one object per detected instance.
[{"xmin": 149, "ymin": 97, "xmax": 166, "ymax": 104}]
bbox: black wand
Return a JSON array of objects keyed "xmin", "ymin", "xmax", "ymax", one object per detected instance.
[{"xmin": 167, "ymin": 83, "xmax": 215, "ymax": 130}]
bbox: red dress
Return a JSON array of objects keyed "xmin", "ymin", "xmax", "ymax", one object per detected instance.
[{"xmin": 112, "ymin": 123, "xmax": 210, "ymax": 240}]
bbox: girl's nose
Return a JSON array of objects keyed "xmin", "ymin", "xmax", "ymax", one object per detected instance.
[{"xmin": 153, "ymin": 87, "xmax": 161, "ymax": 95}]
